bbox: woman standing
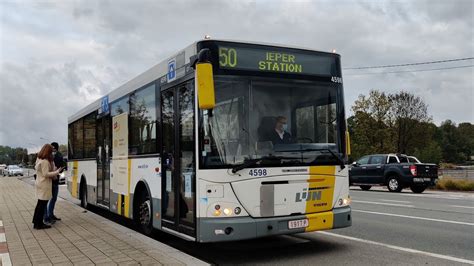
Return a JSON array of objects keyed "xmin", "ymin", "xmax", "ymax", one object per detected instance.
[{"xmin": 32, "ymin": 144, "xmax": 63, "ymax": 229}]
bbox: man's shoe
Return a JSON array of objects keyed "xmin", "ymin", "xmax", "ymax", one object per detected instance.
[{"xmin": 52, "ymin": 216, "xmax": 61, "ymax": 221}]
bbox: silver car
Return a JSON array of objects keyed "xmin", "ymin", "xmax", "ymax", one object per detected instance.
[{"xmin": 5, "ymin": 165, "xmax": 24, "ymax": 176}]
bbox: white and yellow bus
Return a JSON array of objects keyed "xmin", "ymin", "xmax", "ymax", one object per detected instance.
[{"xmin": 67, "ymin": 39, "xmax": 352, "ymax": 242}]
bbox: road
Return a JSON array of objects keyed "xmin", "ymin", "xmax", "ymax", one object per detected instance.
[{"xmin": 20, "ymin": 176, "xmax": 474, "ymax": 265}]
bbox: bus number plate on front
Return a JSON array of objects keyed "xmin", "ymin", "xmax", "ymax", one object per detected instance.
[{"xmin": 288, "ymin": 219, "xmax": 309, "ymax": 229}]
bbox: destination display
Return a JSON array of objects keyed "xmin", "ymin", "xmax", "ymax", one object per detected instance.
[{"xmin": 218, "ymin": 46, "xmax": 338, "ymax": 76}]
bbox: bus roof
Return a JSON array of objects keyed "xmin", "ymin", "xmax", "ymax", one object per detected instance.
[{"xmin": 68, "ymin": 39, "xmax": 339, "ymax": 124}]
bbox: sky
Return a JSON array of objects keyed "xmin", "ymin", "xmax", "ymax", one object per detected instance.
[{"xmin": 0, "ymin": 0, "xmax": 473, "ymax": 153}]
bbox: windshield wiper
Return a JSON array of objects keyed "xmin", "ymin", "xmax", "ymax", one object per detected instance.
[
  {"xmin": 231, "ymin": 155, "xmax": 299, "ymax": 174},
  {"xmin": 322, "ymin": 148, "xmax": 346, "ymax": 170}
]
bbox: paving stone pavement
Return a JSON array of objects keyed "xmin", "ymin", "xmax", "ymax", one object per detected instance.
[{"xmin": 0, "ymin": 176, "xmax": 208, "ymax": 266}]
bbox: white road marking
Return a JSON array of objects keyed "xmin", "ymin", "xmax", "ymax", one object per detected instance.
[
  {"xmin": 352, "ymin": 200, "xmax": 414, "ymax": 208},
  {"xmin": 380, "ymin": 199, "xmax": 411, "ymax": 204},
  {"xmin": 0, "ymin": 253, "xmax": 12, "ymax": 266},
  {"xmin": 449, "ymin": 205, "xmax": 474, "ymax": 209},
  {"xmin": 319, "ymin": 231, "xmax": 474, "ymax": 265},
  {"xmin": 351, "ymin": 189, "xmax": 474, "ymax": 200},
  {"xmin": 353, "ymin": 209, "xmax": 474, "ymax": 226},
  {"xmin": 0, "ymin": 233, "xmax": 5, "ymax": 243}
]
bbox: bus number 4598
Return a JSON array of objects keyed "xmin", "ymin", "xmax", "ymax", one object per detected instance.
[{"xmin": 249, "ymin": 169, "xmax": 267, "ymax": 177}]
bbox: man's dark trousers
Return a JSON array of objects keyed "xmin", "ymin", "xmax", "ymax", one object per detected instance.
[{"xmin": 45, "ymin": 183, "xmax": 58, "ymax": 222}]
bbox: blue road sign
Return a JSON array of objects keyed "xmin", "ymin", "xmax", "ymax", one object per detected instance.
[
  {"xmin": 168, "ymin": 59, "xmax": 176, "ymax": 82},
  {"xmin": 101, "ymin": 96, "xmax": 109, "ymax": 114}
]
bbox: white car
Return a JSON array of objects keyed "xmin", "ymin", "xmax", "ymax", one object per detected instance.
[
  {"xmin": 5, "ymin": 165, "xmax": 24, "ymax": 176},
  {"xmin": 59, "ymin": 171, "xmax": 66, "ymax": 184}
]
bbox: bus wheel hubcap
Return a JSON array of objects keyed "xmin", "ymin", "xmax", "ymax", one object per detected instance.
[{"xmin": 139, "ymin": 199, "xmax": 151, "ymax": 226}]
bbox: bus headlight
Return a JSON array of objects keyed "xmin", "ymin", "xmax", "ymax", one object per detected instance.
[
  {"xmin": 223, "ymin": 208, "xmax": 233, "ymax": 216},
  {"xmin": 208, "ymin": 203, "xmax": 245, "ymax": 217},
  {"xmin": 336, "ymin": 196, "xmax": 351, "ymax": 207}
]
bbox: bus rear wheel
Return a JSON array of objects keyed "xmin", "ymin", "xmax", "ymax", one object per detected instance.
[{"xmin": 135, "ymin": 191, "xmax": 153, "ymax": 235}]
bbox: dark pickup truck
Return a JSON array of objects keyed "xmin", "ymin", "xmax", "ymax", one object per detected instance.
[{"xmin": 349, "ymin": 154, "xmax": 438, "ymax": 193}]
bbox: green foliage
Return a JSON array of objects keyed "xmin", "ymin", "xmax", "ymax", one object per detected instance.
[
  {"xmin": 0, "ymin": 144, "xmax": 66, "ymax": 166},
  {"xmin": 0, "ymin": 146, "xmax": 28, "ymax": 165},
  {"xmin": 437, "ymin": 120, "xmax": 473, "ymax": 163},
  {"xmin": 348, "ymin": 90, "xmax": 473, "ymax": 164},
  {"xmin": 413, "ymin": 142, "xmax": 442, "ymax": 164}
]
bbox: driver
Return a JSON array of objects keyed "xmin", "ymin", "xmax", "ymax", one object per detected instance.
[{"xmin": 269, "ymin": 116, "xmax": 292, "ymax": 145}]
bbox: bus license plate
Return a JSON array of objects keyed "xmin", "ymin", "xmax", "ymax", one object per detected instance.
[{"xmin": 288, "ymin": 219, "xmax": 309, "ymax": 229}]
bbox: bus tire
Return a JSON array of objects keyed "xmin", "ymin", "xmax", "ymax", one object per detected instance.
[
  {"xmin": 410, "ymin": 185, "xmax": 426, "ymax": 194},
  {"xmin": 135, "ymin": 190, "xmax": 153, "ymax": 235},
  {"xmin": 80, "ymin": 182, "xmax": 88, "ymax": 209},
  {"xmin": 360, "ymin": 185, "xmax": 372, "ymax": 191},
  {"xmin": 387, "ymin": 176, "xmax": 402, "ymax": 192}
]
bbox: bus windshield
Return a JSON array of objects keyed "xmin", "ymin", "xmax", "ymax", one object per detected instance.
[{"xmin": 199, "ymin": 76, "xmax": 344, "ymax": 169}]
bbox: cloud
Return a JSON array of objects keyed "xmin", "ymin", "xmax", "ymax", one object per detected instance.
[{"xmin": 0, "ymin": 0, "xmax": 472, "ymax": 151}]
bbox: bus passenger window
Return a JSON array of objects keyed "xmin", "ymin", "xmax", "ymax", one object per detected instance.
[{"xmin": 129, "ymin": 84, "xmax": 157, "ymax": 155}]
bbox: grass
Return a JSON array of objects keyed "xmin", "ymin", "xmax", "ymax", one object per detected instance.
[{"xmin": 435, "ymin": 177, "xmax": 474, "ymax": 191}]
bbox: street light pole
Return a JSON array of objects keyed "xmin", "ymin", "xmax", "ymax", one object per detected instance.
[{"xmin": 39, "ymin": 137, "xmax": 50, "ymax": 143}]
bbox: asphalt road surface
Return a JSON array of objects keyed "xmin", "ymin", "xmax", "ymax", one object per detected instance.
[{"xmin": 20, "ymin": 175, "xmax": 474, "ymax": 265}]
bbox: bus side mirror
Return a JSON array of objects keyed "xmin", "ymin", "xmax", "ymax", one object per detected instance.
[
  {"xmin": 346, "ymin": 130, "xmax": 351, "ymax": 156},
  {"xmin": 196, "ymin": 62, "xmax": 215, "ymax": 110}
]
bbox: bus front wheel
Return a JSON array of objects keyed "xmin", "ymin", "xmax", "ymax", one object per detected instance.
[
  {"xmin": 80, "ymin": 182, "xmax": 88, "ymax": 209},
  {"xmin": 135, "ymin": 190, "xmax": 153, "ymax": 235}
]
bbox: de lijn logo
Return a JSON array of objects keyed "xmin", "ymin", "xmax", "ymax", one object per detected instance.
[{"xmin": 295, "ymin": 188, "xmax": 322, "ymax": 202}]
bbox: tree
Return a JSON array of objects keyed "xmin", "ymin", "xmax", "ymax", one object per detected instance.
[
  {"xmin": 412, "ymin": 122, "xmax": 443, "ymax": 163},
  {"xmin": 349, "ymin": 90, "xmax": 435, "ymax": 161},
  {"xmin": 457, "ymin": 123, "xmax": 474, "ymax": 161},
  {"xmin": 0, "ymin": 145, "xmax": 28, "ymax": 165},
  {"xmin": 59, "ymin": 144, "xmax": 68, "ymax": 157},
  {"xmin": 350, "ymin": 90, "xmax": 395, "ymax": 160},
  {"xmin": 389, "ymin": 91, "xmax": 431, "ymax": 154},
  {"xmin": 437, "ymin": 120, "xmax": 472, "ymax": 163}
]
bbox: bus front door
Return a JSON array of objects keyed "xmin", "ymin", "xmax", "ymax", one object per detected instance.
[
  {"xmin": 161, "ymin": 81, "xmax": 196, "ymax": 238},
  {"xmin": 96, "ymin": 114, "xmax": 111, "ymax": 207}
]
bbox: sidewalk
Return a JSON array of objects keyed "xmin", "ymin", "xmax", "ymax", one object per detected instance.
[{"xmin": 0, "ymin": 176, "xmax": 208, "ymax": 265}]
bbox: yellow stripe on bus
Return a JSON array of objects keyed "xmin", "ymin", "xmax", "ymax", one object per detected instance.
[
  {"xmin": 117, "ymin": 192, "xmax": 122, "ymax": 215},
  {"xmin": 72, "ymin": 161, "xmax": 78, "ymax": 198},
  {"xmin": 305, "ymin": 166, "xmax": 336, "ymax": 214},
  {"xmin": 124, "ymin": 159, "xmax": 131, "ymax": 218},
  {"xmin": 305, "ymin": 211, "xmax": 334, "ymax": 232}
]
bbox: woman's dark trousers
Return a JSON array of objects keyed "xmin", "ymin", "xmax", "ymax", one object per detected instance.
[{"xmin": 32, "ymin": 199, "xmax": 48, "ymax": 227}]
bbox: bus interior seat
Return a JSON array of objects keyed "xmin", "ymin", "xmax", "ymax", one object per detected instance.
[{"xmin": 258, "ymin": 116, "xmax": 277, "ymax": 142}]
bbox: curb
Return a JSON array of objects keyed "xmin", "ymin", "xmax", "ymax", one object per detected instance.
[
  {"xmin": 17, "ymin": 175, "xmax": 209, "ymax": 265},
  {"xmin": 0, "ymin": 220, "xmax": 12, "ymax": 266}
]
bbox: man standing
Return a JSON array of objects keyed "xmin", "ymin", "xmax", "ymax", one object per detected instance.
[{"xmin": 45, "ymin": 142, "xmax": 63, "ymax": 224}]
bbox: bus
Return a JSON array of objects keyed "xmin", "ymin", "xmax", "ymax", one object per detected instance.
[{"xmin": 67, "ymin": 39, "xmax": 352, "ymax": 242}]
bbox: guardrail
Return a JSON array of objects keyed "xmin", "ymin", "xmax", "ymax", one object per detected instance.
[{"xmin": 439, "ymin": 169, "xmax": 474, "ymax": 179}]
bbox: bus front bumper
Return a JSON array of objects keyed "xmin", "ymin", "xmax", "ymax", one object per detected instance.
[{"xmin": 197, "ymin": 206, "xmax": 351, "ymax": 242}]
